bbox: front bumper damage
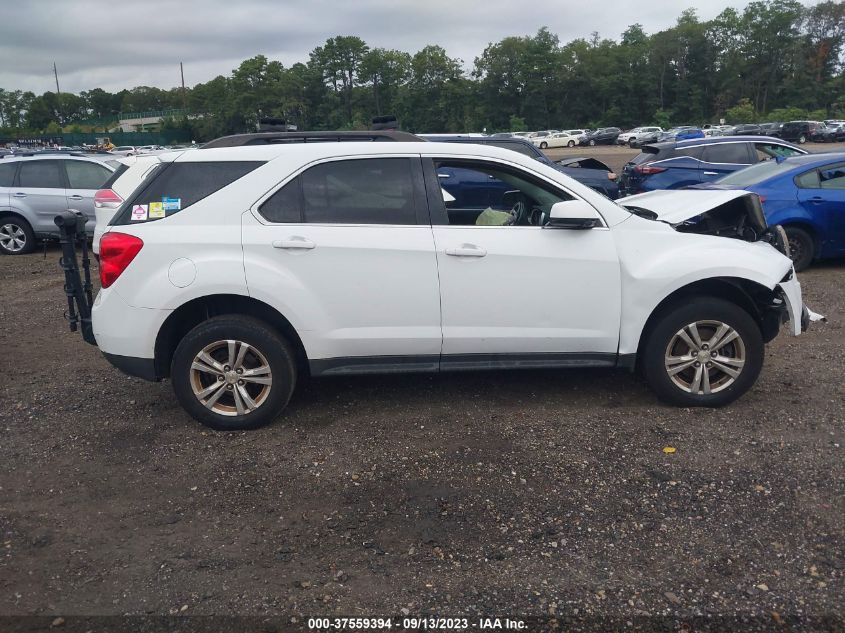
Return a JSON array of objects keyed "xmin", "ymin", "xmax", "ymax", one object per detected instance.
[{"xmin": 777, "ymin": 273, "xmax": 825, "ymax": 336}]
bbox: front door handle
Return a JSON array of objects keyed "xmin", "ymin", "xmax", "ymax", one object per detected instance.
[
  {"xmin": 702, "ymin": 171, "xmax": 718, "ymax": 176},
  {"xmin": 445, "ymin": 244, "xmax": 487, "ymax": 258},
  {"xmin": 12, "ymin": 192, "xmax": 26, "ymax": 198},
  {"xmin": 68, "ymin": 194, "xmax": 83, "ymax": 201},
  {"xmin": 273, "ymin": 237, "xmax": 316, "ymax": 250}
]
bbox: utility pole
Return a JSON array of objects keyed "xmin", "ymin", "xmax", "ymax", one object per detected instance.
[
  {"xmin": 180, "ymin": 62, "xmax": 187, "ymax": 110},
  {"xmin": 53, "ymin": 62, "xmax": 62, "ymax": 129},
  {"xmin": 53, "ymin": 61, "xmax": 61, "ymax": 94}
]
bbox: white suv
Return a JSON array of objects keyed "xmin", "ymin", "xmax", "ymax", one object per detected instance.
[{"xmin": 86, "ymin": 142, "xmax": 809, "ymax": 430}]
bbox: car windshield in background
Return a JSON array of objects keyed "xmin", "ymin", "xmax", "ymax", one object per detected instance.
[{"xmin": 716, "ymin": 159, "xmax": 796, "ymax": 186}]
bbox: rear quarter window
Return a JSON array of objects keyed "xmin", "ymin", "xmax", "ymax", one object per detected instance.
[{"xmin": 113, "ymin": 161, "xmax": 264, "ymax": 224}]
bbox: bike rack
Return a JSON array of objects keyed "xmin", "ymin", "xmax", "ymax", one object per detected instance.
[{"xmin": 55, "ymin": 210, "xmax": 97, "ymax": 346}]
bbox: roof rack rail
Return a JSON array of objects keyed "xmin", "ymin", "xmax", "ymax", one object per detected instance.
[{"xmin": 201, "ymin": 130, "xmax": 423, "ymax": 149}]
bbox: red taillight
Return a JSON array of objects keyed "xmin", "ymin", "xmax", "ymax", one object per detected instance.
[
  {"xmin": 634, "ymin": 164, "xmax": 667, "ymax": 175},
  {"xmin": 94, "ymin": 188, "xmax": 123, "ymax": 209},
  {"xmin": 100, "ymin": 232, "xmax": 143, "ymax": 288}
]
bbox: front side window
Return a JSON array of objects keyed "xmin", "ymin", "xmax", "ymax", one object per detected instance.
[
  {"xmin": 755, "ymin": 143, "xmax": 803, "ymax": 161},
  {"xmin": 434, "ymin": 159, "xmax": 573, "ymax": 227},
  {"xmin": 819, "ymin": 163, "xmax": 845, "ymax": 189},
  {"xmin": 259, "ymin": 158, "xmax": 417, "ymax": 225},
  {"xmin": 65, "ymin": 160, "xmax": 112, "ymax": 189},
  {"xmin": 17, "ymin": 160, "xmax": 63, "ymax": 188}
]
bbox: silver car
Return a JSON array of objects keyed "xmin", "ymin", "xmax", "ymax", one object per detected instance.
[{"xmin": 0, "ymin": 155, "xmax": 114, "ymax": 254}]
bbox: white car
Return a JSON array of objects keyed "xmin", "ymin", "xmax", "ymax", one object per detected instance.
[
  {"xmin": 617, "ymin": 127, "xmax": 663, "ymax": 145},
  {"xmin": 111, "ymin": 146, "xmax": 138, "ymax": 156},
  {"xmin": 79, "ymin": 142, "xmax": 811, "ymax": 430},
  {"xmin": 532, "ymin": 130, "xmax": 584, "ymax": 149}
]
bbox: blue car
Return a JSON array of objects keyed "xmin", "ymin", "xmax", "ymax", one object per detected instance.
[
  {"xmin": 657, "ymin": 126, "xmax": 705, "ymax": 142},
  {"xmin": 620, "ymin": 136, "xmax": 806, "ymax": 196},
  {"xmin": 693, "ymin": 152, "xmax": 845, "ymax": 270}
]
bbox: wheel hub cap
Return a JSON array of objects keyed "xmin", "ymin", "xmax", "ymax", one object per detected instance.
[
  {"xmin": 664, "ymin": 320, "xmax": 746, "ymax": 395},
  {"xmin": 189, "ymin": 339, "xmax": 272, "ymax": 416}
]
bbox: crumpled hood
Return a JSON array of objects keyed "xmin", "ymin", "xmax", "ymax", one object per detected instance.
[{"xmin": 619, "ymin": 189, "xmax": 756, "ymax": 224}]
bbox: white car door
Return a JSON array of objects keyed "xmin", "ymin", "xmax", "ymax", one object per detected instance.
[
  {"xmin": 425, "ymin": 157, "xmax": 622, "ymax": 366},
  {"xmin": 242, "ymin": 155, "xmax": 443, "ymax": 374}
]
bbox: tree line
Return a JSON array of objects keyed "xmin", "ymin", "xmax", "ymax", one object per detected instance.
[{"xmin": 1, "ymin": 0, "xmax": 843, "ymax": 140}]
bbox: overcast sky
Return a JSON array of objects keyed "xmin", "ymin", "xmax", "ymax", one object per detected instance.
[{"xmin": 0, "ymin": 0, "xmax": 821, "ymax": 95}]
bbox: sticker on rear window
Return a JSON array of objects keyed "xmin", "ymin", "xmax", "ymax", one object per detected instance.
[
  {"xmin": 162, "ymin": 197, "xmax": 181, "ymax": 211},
  {"xmin": 149, "ymin": 201, "xmax": 165, "ymax": 218},
  {"xmin": 131, "ymin": 204, "xmax": 148, "ymax": 221}
]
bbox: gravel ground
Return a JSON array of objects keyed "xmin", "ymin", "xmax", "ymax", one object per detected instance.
[{"xmin": 1, "ymin": 176, "xmax": 844, "ymax": 631}]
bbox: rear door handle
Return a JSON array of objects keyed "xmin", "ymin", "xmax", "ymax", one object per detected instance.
[
  {"xmin": 703, "ymin": 171, "xmax": 718, "ymax": 176},
  {"xmin": 12, "ymin": 192, "xmax": 26, "ymax": 198},
  {"xmin": 445, "ymin": 244, "xmax": 487, "ymax": 258},
  {"xmin": 68, "ymin": 194, "xmax": 83, "ymax": 201},
  {"xmin": 273, "ymin": 237, "xmax": 316, "ymax": 250}
]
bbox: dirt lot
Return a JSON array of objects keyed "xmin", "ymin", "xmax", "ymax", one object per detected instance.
[{"xmin": 1, "ymin": 202, "xmax": 844, "ymax": 628}]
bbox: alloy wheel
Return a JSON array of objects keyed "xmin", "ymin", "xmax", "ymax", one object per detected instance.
[
  {"xmin": 664, "ymin": 320, "xmax": 746, "ymax": 395},
  {"xmin": 189, "ymin": 339, "xmax": 272, "ymax": 416},
  {"xmin": 0, "ymin": 223, "xmax": 27, "ymax": 252}
]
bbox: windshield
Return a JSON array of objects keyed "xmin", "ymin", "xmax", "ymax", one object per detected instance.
[{"xmin": 716, "ymin": 160, "xmax": 796, "ymax": 187}]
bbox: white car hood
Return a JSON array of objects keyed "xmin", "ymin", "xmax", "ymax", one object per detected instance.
[{"xmin": 619, "ymin": 189, "xmax": 754, "ymax": 224}]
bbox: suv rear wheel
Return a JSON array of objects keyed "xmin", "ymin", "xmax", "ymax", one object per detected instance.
[
  {"xmin": 171, "ymin": 316, "xmax": 297, "ymax": 430},
  {"xmin": 642, "ymin": 298, "xmax": 764, "ymax": 407},
  {"xmin": 0, "ymin": 217, "xmax": 35, "ymax": 255}
]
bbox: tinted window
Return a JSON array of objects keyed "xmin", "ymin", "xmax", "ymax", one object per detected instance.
[
  {"xmin": 795, "ymin": 170, "xmax": 820, "ymax": 189},
  {"xmin": 118, "ymin": 161, "xmax": 264, "ymax": 223},
  {"xmin": 676, "ymin": 147, "xmax": 705, "ymax": 160},
  {"xmin": 300, "ymin": 158, "xmax": 416, "ymax": 224},
  {"xmin": 258, "ymin": 178, "xmax": 301, "ymax": 223},
  {"xmin": 18, "ymin": 160, "xmax": 63, "ymax": 188},
  {"xmin": 0, "ymin": 162, "xmax": 16, "ymax": 187},
  {"xmin": 65, "ymin": 160, "xmax": 112, "ymax": 189},
  {"xmin": 702, "ymin": 143, "xmax": 751, "ymax": 164},
  {"xmin": 819, "ymin": 164, "xmax": 845, "ymax": 190}
]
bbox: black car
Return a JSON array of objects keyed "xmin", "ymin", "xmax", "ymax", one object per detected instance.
[
  {"xmin": 758, "ymin": 122, "xmax": 782, "ymax": 138},
  {"xmin": 578, "ymin": 127, "xmax": 621, "ymax": 146},
  {"xmin": 729, "ymin": 124, "xmax": 762, "ymax": 136},
  {"xmin": 422, "ymin": 135, "xmax": 619, "ymax": 199},
  {"xmin": 780, "ymin": 121, "xmax": 823, "ymax": 144}
]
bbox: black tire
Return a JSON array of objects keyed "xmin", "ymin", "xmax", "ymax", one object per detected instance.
[
  {"xmin": 567, "ymin": 140, "xmax": 575, "ymax": 147},
  {"xmin": 784, "ymin": 226, "xmax": 814, "ymax": 272},
  {"xmin": 171, "ymin": 316, "xmax": 297, "ymax": 430},
  {"xmin": 0, "ymin": 216, "xmax": 36, "ymax": 255},
  {"xmin": 642, "ymin": 298, "xmax": 764, "ymax": 408},
  {"xmin": 540, "ymin": 141, "xmax": 548, "ymax": 149}
]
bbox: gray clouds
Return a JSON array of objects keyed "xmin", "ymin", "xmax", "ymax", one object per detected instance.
[{"xmin": 0, "ymin": 0, "xmax": 817, "ymax": 94}]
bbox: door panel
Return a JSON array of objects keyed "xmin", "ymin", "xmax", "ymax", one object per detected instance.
[
  {"xmin": 12, "ymin": 160, "xmax": 66, "ymax": 234},
  {"xmin": 433, "ymin": 225, "xmax": 621, "ymax": 356},
  {"xmin": 798, "ymin": 163, "xmax": 845, "ymax": 254}
]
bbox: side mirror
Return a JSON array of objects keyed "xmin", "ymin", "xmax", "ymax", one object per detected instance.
[{"xmin": 546, "ymin": 200, "xmax": 602, "ymax": 230}]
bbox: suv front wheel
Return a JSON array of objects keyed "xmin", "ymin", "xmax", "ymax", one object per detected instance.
[
  {"xmin": 171, "ymin": 316, "xmax": 297, "ymax": 430},
  {"xmin": 0, "ymin": 217, "xmax": 35, "ymax": 255},
  {"xmin": 642, "ymin": 298, "xmax": 764, "ymax": 407}
]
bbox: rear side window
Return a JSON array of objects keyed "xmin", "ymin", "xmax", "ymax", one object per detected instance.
[
  {"xmin": 115, "ymin": 161, "xmax": 263, "ymax": 223},
  {"xmin": 258, "ymin": 158, "xmax": 417, "ymax": 225},
  {"xmin": 819, "ymin": 163, "xmax": 845, "ymax": 189},
  {"xmin": 676, "ymin": 147, "xmax": 705, "ymax": 160},
  {"xmin": 17, "ymin": 160, "xmax": 63, "ymax": 188},
  {"xmin": 65, "ymin": 160, "xmax": 112, "ymax": 189},
  {"xmin": 795, "ymin": 170, "xmax": 820, "ymax": 189},
  {"xmin": 0, "ymin": 162, "xmax": 16, "ymax": 187},
  {"xmin": 702, "ymin": 143, "xmax": 751, "ymax": 164}
]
